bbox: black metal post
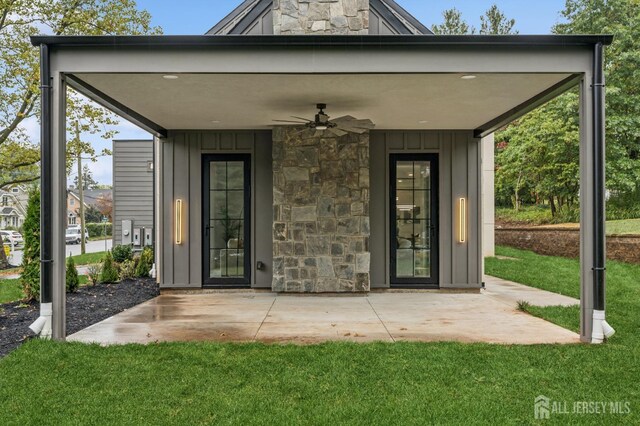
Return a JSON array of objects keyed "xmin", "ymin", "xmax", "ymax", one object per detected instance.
[
  {"xmin": 39, "ymin": 44, "xmax": 53, "ymax": 305},
  {"xmin": 593, "ymin": 42, "xmax": 606, "ymax": 311}
]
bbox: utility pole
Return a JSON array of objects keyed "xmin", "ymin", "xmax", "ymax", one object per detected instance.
[{"xmin": 75, "ymin": 122, "xmax": 86, "ymax": 255}]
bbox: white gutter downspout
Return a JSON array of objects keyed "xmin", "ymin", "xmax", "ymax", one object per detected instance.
[
  {"xmin": 29, "ymin": 302, "xmax": 52, "ymax": 339},
  {"xmin": 591, "ymin": 310, "xmax": 615, "ymax": 344}
]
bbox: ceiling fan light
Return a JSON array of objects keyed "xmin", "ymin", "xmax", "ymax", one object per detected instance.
[{"xmin": 315, "ymin": 125, "xmax": 328, "ymax": 130}]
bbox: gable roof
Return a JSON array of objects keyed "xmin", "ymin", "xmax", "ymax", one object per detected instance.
[{"xmin": 207, "ymin": 0, "xmax": 433, "ymax": 35}]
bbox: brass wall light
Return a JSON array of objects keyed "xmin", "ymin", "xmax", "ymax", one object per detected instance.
[
  {"xmin": 458, "ymin": 197, "xmax": 467, "ymax": 244},
  {"xmin": 175, "ymin": 199, "xmax": 183, "ymax": 245}
]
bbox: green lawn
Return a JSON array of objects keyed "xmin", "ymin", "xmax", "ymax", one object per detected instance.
[
  {"xmin": 606, "ymin": 218, "xmax": 640, "ymax": 235},
  {"xmin": 0, "ymin": 275, "xmax": 88, "ymax": 304},
  {"xmin": 70, "ymin": 251, "xmax": 106, "ymax": 265},
  {"xmin": 0, "ymin": 247, "xmax": 638, "ymax": 424}
]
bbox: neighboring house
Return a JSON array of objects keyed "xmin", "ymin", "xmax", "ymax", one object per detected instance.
[
  {"xmin": 33, "ymin": 0, "xmax": 612, "ymax": 343},
  {"xmin": 0, "ymin": 185, "xmax": 29, "ymax": 229},
  {"xmin": 112, "ymin": 139, "xmax": 154, "ymax": 246},
  {"xmin": 66, "ymin": 191, "xmax": 88, "ymax": 226},
  {"xmin": 67, "ymin": 188, "xmax": 112, "ymax": 226}
]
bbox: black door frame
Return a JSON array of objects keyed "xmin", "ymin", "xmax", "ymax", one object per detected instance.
[
  {"xmin": 389, "ymin": 153, "xmax": 439, "ymax": 288},
  {"xmin": 202, "ymin": 154, "xmax": 251, "ymax": 288}
]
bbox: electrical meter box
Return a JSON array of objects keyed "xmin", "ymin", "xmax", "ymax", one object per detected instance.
[
  {"xmin": 133, "ymin": 228, "xmax": 141, "ymax": 247},
  {"xmin": 121, "ymin": 220, "xmax": 132, "ymax": 245},
  {"xmin": 143, "ymin": 227, "xmax": 153, "ymax": 246}
]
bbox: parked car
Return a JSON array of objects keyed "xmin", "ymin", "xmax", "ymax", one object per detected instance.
[
  {"xmin": 0, "ymin": 230, "xmax": 22, "ymax": 247},
  {"xmin": 65, "ymin": 227, "xmax": 89, "ymax": 245}
]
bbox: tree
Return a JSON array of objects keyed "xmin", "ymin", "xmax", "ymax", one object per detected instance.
[
  {"xmin": 20, "ymin": 188, "xmax": 40, "ymax": 301},
  {"xmin": 73, "ymin": 164, "xmax": 99, "ymax": 190},
  {"xmin": 432, "ymin": 8, "xmax": 475, "ymax": 35},
  {"xmin": 96, "ymin": 192, "xmax": 113, "ymax": 221},
  {"xmin": 0, "ymin": 0, "xmax": 160, "ymax": 190},
  {"xmin": 85, "ymin": 205, "xmax": 103, "ymax": 223},
  {"xmin": 480, "ymin": 4, "xmax": 518, "ymax": 35},
  {"xmin": 554, "ymin": 0, "xmax": 640, "ymax": 199}
]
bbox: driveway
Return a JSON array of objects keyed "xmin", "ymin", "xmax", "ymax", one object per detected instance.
[
  {"xmin": 7, "ymin": 239, "xmax": 112, "ymax": 266},
  {"xmin": 68, "ymin": 276, "xmax": 580, "ymax": 345}
]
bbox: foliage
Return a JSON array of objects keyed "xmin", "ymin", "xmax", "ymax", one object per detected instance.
[
  {"xmin": 86, "ymin": 264, "xmax": 102, "ymax": 286},
  {"xmin": 432, "ymin": 3, "xmax": 518, "ymax": 35},
  {"xmin": 119, "ymin": 259, "xmax": 137, "ymax": 281},
  {"xmin": 0, "ymin": 241, "xmax": 7, "ymax": 270},
  {"xmin": 86, "ymin": 222, "xmax": 112, "ymax": 238},
  {"xmin": 99, "ymin": 251, "xmax": 119, "ymax": 284},
  {"xmin": 135, "ymin": 246, "xmax": 154, "ymax": 278},
  {"xmin": 72, "ymin": 165, "xmax": 99, "ymax": 190},
  {"xmin": 19, "ymin": 188, "xmax": 39, "ymax": 301},
  {"xmin": 65, "ymin": 256, "xmax": 79, "ymax": 293},
  {"xmin": 111, "ymin": 245, "xmax": 133, "ymax": 263},
  {"xmin": 496, "ymin": 0, "xmax": 640, "ymax": 217},
  {"xmin": 84, "ymin": 206, "xmax": 104, "ymax": 224},
  {"xmin": 432, "ymin": 8, "xmax": 474, "ymax": 34},
  {"xmin": 96, "ymin": 193, "xmax": 113, "ymax": 221},
  {"xmin": 479, "ymin": 4, "xmax": 518, "ymax": 35},
  {"xmin": 496, "ymin": 92, "xmax": 581, "ymax": 214},
  {"xmin": 0, "ymin": 0, "xmax": 161, "ymax": 190}
]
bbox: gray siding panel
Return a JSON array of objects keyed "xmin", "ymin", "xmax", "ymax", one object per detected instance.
[
  {"xmin": 369, "ymin": 130, "xmax": 481, "ymax": 289},
  {"xmin": 160, "ymin": 130, "xmax": 272, "ymax": 289},
  {"xmin": 112, "ymin": 140, "xmax": 154, "ymax": 248}
]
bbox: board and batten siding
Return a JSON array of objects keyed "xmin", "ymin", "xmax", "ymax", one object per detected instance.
[
  {"xmin": 159, "ymin": 130, "xmax": 273, "ymax": 288},
  {"xmin": 112, "ymin": 140, "xmax": 154, "ymax": 246},
  {"xmin": 369, "ymin": 130, "xmax": 482, "ymax": 289}
]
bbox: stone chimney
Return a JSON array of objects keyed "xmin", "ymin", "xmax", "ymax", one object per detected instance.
[{"xmin": 273, "ymin": 0, "xmax": 369, "ymax": 35}]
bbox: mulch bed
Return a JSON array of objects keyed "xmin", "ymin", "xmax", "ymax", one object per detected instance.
[{"xmin": 0, "ymin": 279, "xmax": 159, "ymax": 358}]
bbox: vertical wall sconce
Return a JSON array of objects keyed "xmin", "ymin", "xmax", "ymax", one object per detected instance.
[
  {"xmin": 458, "ymin": 197, "xmax": 467, "ymax": 243},
  {"xmin": 175, "ymin": 199, "xmax": 183, "ymax": 245}
]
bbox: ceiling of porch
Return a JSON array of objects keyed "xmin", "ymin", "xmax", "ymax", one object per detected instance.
[{"xmin": 73, "ymin": 73, "xmax": 572, "ymax": 130}]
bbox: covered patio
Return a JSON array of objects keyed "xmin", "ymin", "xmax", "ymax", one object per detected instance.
[
  {"xmin": 68, "ymin": 276, "xmax": 579, "ymax": 345},
  {"xmin": 32, "ymin": 34, "xmax": 612, "ymax": 344}
]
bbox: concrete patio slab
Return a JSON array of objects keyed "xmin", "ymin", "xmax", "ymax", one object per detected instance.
[
  {"xmin": 68, "ymin": 276, "xmax": 581, "ymax": 346},
  {"xmin": 483, "ymin": 275, "xmax": 579, "ymax": 308}
]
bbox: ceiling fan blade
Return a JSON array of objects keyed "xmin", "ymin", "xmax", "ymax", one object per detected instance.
[
  {"xmin": 336, "ymin": 125, "xmax": 372, "ymax": 134},
  {"xmin": 273, "ymin": 119, "xmax": 309, "ymax": 124},
  {"xmin": 290, "ymin": 116, "xmax": 313, "ymax": 122},
  {"xmin": 331, "ymin": 115, "xmax": 357, "ymax": 123},
  {"xmin": 347, "ymin": 119, "xmax": 375, "ymax": 128},
  {"xmin": 327, "ymin": 127, "xmax": 348, "ymax": 137}
]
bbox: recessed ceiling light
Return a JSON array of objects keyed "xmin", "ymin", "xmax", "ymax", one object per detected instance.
[
  {"xmin": 163, "ymin": 75, "xmax": 179, "ymax": 80},
  {"xmin": 418, "ymin": 120, "xmax": 429, "ymax": 124},
  {"xmin": 461, "ymin": 75, "xmax": 477, "ymax": 80},
  {"xmin": 211, "ymin": 120, "xmax": 220, "ymax": 124}
]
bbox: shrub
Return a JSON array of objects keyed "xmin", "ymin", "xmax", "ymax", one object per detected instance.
[
  {"xmin": 120, "ymin": 259, "xmax": 137, "ymax": 281},
  {"xmin": 100, "ymin": 251, "xmax": 120, "ymax": 283},
  {"xmin": 87, "ymin": 264, "xmax": 102, "ymax": 286},
  {"xmin": 135, "ymin": 246, "xmax": 154, "ymax": 278},
  {"xmin": 66, "ymin": 256, "xmax": 80, "ymax": 293},
  {"xmin": 111, "ymin": 244, "xmax": 133, "ymax": 263},
  {"xmin": 20, "ymin": 188, "xmax": 40, "ymax": 301}
]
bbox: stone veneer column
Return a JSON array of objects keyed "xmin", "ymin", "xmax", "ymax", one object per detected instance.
[
  {"xmin": 273, "ymin": 0, "xmax": 369, "ymax": 35},
  {"xmin": 272, "ymin": 128, "xmax": 371, "ymax": 292}
]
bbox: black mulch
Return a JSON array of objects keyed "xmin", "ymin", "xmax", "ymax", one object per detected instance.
[{"xmin": 0, "ymin": 279, "xmax": 159, "ymax": 358}]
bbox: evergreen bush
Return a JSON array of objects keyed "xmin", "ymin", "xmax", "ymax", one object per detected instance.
[
  {"xmin": 66, "ymin": 256, "xmax": 80, "ymax": 293},
  {"xmin": 20, "ymin": 188, "xmax": 40, "ymax": 301},
  {"xmin": 135, "ymin": 246, "xmax": 154, "ymax": 278},
  {"xmin": 112, "ymin": 244, "xmax": 133, "ymax": 263},
  {"xmin": 100, "ymin": 251, "xmax": 120, "ymax": 283}
]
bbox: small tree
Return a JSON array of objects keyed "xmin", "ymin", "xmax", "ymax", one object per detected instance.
[
  {"xmin": 100, "ymin": 251, "xmax": 119, "ymax": 283},
  {"xmin": 20, "ymin": 188, "xmax": 40, "ymax": 301},
  {"xmin": 66, "ymin": 256, "xmax": 80, "ymax": 293},
  {"xmin": 135, "ymin": 246, "xmax": 154, "ymax": 278},
  {"xmin": 0, "ymin": 241, "xmax": 8, "ymax": 270}
]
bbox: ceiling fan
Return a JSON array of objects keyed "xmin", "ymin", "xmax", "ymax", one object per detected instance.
[{"xmin": 273, "ymin": 103, "xmax": 375, "ymax": 137}]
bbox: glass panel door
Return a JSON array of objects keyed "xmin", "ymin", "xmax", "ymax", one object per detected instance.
[
  {"xmin": 203, "ymin": 154, "xmax": 251, "ymax": 287},
  {"xmin": 390, "ymin": 154, "xmax": 439, "ymax": 288}
]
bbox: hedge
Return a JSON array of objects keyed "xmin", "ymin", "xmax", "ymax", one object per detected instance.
[{"xmin": 86, "ymin": 223, "xmax": 112, "ymax": 238}]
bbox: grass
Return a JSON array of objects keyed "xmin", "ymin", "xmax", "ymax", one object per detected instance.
[
  {"xmin": 0, "ymin": 247, "xmax": 638, "ymax": 423},
  {"xmin": 69, "ymin": 251, "xmax": 106, "ymax": 266},
  {"xmin": 606, "ymin": 218, "xmax": 640, "ymax": 235},
  {"xmin": 0, "ymin": 275, "xmax": 88, "ymax": 304}
]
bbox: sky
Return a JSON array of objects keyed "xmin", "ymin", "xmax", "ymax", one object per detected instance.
[{"xmin": 29, "ymin": 0, "xmax": 568, "ymax": 186}]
